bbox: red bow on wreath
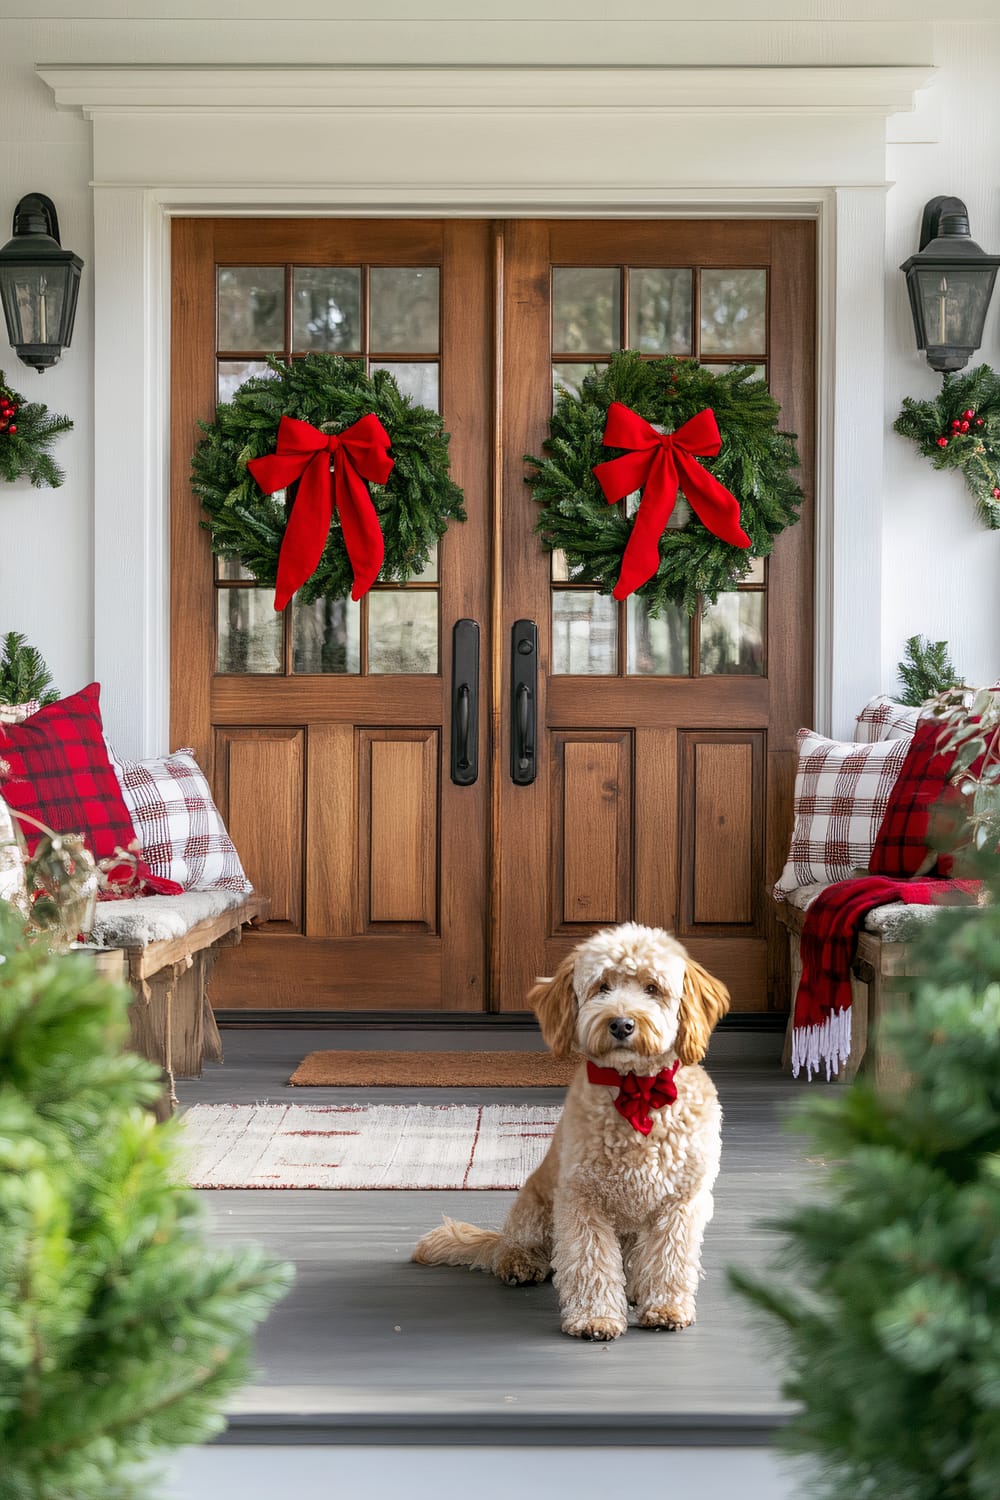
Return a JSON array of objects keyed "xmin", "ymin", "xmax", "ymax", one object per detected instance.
[
  {"xmin": 247, "ymin": 413, "xmax": 394, "ymax": 610},
  {"xmin": 592, "ymin": 402, "xmax": 751, "ymax": 599}
]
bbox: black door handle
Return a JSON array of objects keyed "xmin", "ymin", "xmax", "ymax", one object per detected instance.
[
  {"xmin": 510, "ymin": 619, "xmax": 537, "ymax": 786},
  {"xmin": 451, "ymin": 619, "xmax": 479, "ymax": 786}
]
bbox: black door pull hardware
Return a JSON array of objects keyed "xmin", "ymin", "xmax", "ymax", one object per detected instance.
[
  {"xmin": 510, "ymin": 618, "xmax": 537, "ymax": 786},
  {"xmin": 450, "ymin": 619, "xmax": 479, "ymax": 786}
]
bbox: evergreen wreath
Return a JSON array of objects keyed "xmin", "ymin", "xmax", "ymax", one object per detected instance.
[
  {"xmin": 894, "ymin": 364, "xmax": 1000, "ymax": 529},
  {"xmin": 529, "ymin": 352, "xmax": 804, "ymax": 615},
  {"xmin": 191, "ymin": 355, "xmax": 465, "ymax": 603},
  {"xmin": 0, "ymin": 370, "xmax": 73, "ymax": 489}
]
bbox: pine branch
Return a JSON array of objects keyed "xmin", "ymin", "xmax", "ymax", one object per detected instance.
[
  {"xmin": 895, "ymin": 634, "xmax": 964, "ymax": 707},
  {"xmin": 0, "ymin": 372, "xmax": 73, "ymax": 490},
  {"xmin": 0, "ymin": 632, "xmax": 59, "ymax": 706}
]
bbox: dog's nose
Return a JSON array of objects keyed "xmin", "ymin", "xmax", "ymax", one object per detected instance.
[{"xmin": 608, "ymin": 1017, "xmax": 636, "ymax": 1042}]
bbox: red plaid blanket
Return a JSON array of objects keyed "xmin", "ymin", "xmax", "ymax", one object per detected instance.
[
  {"xmin": 792, "ymin": 876, "xmax": 979, "ymax": 1078},
  {"xmin": 791, "ymin": 717, "xmax": 982, "ymax": 1079}
]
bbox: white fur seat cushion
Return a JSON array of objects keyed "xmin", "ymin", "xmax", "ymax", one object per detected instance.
[
  {"xmin": 88, "ymin": 889, "xmax": 246, "ymax": 949},
  {"xmin": 784, "ymin": 880, "xmax": 978, "ymax": 939}
]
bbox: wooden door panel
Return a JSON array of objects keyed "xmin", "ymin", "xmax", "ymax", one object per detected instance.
[
  {"xmin": 681, "ymin": 731, "xmax": 765, "ymax": 930},
  {"xmin": 173, "ymin": 217, "xmax": 490, "ymax": 1010},
  {"xmin": 551, "ymin": 732, "xmax": 632, "ymax": 931},
  {"xmin": 500, "ymin": 219, "xmax": 814, "ymax": 1016},
  {"xmin": 361, "ymin": 729, "xmax": 438, "ymax": 931},
  {"xmin": 216, "ymin": 727, "xmax": 304, "ymax": 929}
]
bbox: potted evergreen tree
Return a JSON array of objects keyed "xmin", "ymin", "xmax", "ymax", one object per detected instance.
[{"xmin": 0, "ymin": 908, "xmax": 292, "ymax": 1498}]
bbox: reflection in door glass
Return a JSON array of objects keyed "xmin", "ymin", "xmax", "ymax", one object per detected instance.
[
  {"xmin": 699, "ymin": 270, "xmax": 767, "ymax": 355},
  {"xmin": 217, "ymin": 589, "xmax": 282, "ymax": 674},
  {"xmin": 628, "ymin": 268, "xmax": 693, "ymax": 354},
  {"xmin": 371, "ymin": 361, "xmax": 439, "ymax": 412},
  {"xmin": 627, "ymin": 596, "xmax": 690, "ymax": 675},
  {"xmin": 552, "ymin": 268, "xmax": 620, "ymax": 353},
  {"xmin": 292, "ymin": 267, "xmax": 362, "ymax": 352},
  {"xmin": 369, "ymin": 268, "xmax": 440, "ymax": 353},
  {"xmin": 292, "ymin": 597, "xmax": 361, "ymax": 674},
  {"xmin": 700, "ymin": 592, "xmax": 765, "ymax": 675},
  {"xmin": 552, "ymin": 590, "xmax": 617, "ymax": 674},
  {"xmin": 217, "ymin": 267, "xmax": 285, "ymax": 350},
  {"xmin": 368, "ymin": 591, "xmax": 439, "ymax": 674}
]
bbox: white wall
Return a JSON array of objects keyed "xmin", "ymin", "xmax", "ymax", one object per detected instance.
[{"xmin": 1, "ymin": 5, "xmax": 999, "ymax": 724}]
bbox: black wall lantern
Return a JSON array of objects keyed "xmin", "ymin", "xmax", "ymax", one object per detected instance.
[
  {"xmin": 900, "ymin": 196, "xmax": 1000, "ymax": 374},
  {"xmin": 0, "ymin": 194, "xmax": 84, "ymax": 373}
]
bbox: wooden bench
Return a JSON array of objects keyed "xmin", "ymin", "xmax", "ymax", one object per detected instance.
[
  {"xmin": 77, "ymin": 889, "xmax": 268, "ymax": 1113},
  {"xmin": 775, "ymin": 885, "xmax": 948, "ymax": 1087}
]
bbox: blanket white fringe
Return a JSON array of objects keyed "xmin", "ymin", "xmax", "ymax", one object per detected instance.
[{"xmin": 791, "ymin": 1008, "xmax": 852, "ymax": 1082}]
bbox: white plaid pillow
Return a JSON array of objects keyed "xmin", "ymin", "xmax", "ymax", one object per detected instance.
[
  {"xmin": 773, "ymin": 730, "xmax": 911, "ymax": 901},
  {"xmin": 0, "ymin": 794, "xmax": 28, "ymax": 911},
  {"xmin": 110, "ymin": 748, "xmax": 252, "ymax": 894},
  {"xmin": 853, "ymin": 694, "xmax": 921, "ymax": 744}
]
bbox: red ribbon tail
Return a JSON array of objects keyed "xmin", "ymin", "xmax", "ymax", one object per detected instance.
[
  {"xmin": 676, "ymin": 452, "xmax": 750, "ymax": 549},
  {"xmin": 273, "ymin": 455, "xmax": 333, "ymax": 611},
  {"xmin": 613, "ymin": 448, "xmax": 678, "ymax": 599},
  {"xmin": 335, "ymin": 459, "xmax": 385, "ymax": 600}
]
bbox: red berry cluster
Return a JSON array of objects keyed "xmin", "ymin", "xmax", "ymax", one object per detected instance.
[
  {"xmin": 0, "ymin": 391, "xmax": 18, "ymax": 436},
  {"xmin": 938, "ymin": 407, "xmax": 984, "ymax": 447}
]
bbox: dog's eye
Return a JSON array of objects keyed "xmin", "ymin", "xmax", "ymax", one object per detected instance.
[
  {"xmin": 598, "ymin": 982, "xmax": 611, "ymax": 994},
  {"xmin": 644, "ymin": 983, "xmax": 660, "ymax": 996}
]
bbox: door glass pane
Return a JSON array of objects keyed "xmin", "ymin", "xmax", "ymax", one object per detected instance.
[
  {"xmin": 292, "ymin": 267, "xmax": 362, "ymax": 352},
  {"xmin": 627, "ymin": 596, "xmax": 691, "ymax": 675},
  {"xmin": 700, "ymin": 362, "xmax": 767, "ymax": 386},
  {"xmin": 628, "ymin": 269, "xmax": 692, "ymax": 354},
  {"xmin": 369, "ymin": 268, "xmax": 439, "ymax": 353},
  {"xmin": 217, "ymin": 359, "xmax": 276, "ymax": 404},
  {"xmin": 409, "ymin": 542, "xmax": 438, "ymax": 583},
  {"xmin": 217, "ymin": 589, "xmax": 282, "ymax": 673},
  {"xmin": 368, "ymin": 591, "xmax": 438, "ymax": 673},
  {"xmin": 552, "ymin": 268, "xmax": 620, "ymax": 353},
  {"xmin": 371, "ymin": 361, "xmax": 439, "ymax": 412},
  {"xmin": 217, "ymin": 267, "xmax": 285, "ymax": 351},
  {"xmin": 216, "ymin": 556, "xmax": 256, "ymax": 581},
  {"xmin": 699, "ymin": 270, "xmax": 767, "ymax": 355},
  {"xmin": 700, "ymin": 592, "xmax": 765, "ymax": 675},
  {"xmin": 552, "ymin": 362, "xmax": 605, "ymax": 402},
  {"xmin": 292, "ymin": 597, "xmax": 361, "ymax": 674},
  {"xmin": 742, "ymin": 557, "xmax": 765, "ymax": 584},
  {"xmin": 552, "ymin": 590, "xmax": 617, "ymax": 674}
]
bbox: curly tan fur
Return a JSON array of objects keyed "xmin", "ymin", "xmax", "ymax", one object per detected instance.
[{"xmin": 414, "ymin": 923, "xmax": 730, "ymax": 1341}]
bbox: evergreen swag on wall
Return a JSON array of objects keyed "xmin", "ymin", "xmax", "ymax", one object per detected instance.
[
  {"xmin": 191, "ymin": 356, "xmax": 465, "ymax": 607},
  {"xmin": 0, "ymin": 371, "xmax": 72, "ymax": 490},
  {"xmin": 529, "ymin": 352, "xmax": 804, "ymax": 616},
  {"xmin": 894, "ymin": 364, "xmax": 1000, "ymax": 529}
]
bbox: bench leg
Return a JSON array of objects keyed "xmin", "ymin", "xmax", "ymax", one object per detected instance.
[{"xmin": 201, "ymin": 949, "xmax": 225, "ymax": 1064}]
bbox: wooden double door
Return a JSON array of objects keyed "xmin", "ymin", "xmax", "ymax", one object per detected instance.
[{"xmin": 170, "ymin": 217, "xmax": 814, "ymax": 1015}]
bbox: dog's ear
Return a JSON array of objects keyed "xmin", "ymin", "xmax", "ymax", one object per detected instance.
[
  {"xmin": 527, "ymin": 953, "xmax": 577, "ymax": 1060},
  {"xmin": 675, "ymin": 960, "xmax": 730, "ymax": 1066}
]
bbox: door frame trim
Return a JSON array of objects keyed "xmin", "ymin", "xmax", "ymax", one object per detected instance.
[{"xmin": 42, "ymin": 60, "xmax": 930, "ymax": 751}]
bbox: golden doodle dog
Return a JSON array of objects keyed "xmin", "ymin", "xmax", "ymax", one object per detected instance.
[{"xmin": 413, "ymin": 923, "xmax": 729, "ymax": 1341}]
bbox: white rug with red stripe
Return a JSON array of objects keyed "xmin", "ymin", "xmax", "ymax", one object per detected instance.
[{"xmin": 180, "ymin": 1102, "xmax": 560, "ymax": 1189}]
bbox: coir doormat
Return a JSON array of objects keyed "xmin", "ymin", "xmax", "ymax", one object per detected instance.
[
  {"xmin": 288, "ymin": 1049, "xmax": 576, "ymax": 1088},
  {"xmin": 180, "ymin": 1102, "xmax": 560, "ymax": 1189}
]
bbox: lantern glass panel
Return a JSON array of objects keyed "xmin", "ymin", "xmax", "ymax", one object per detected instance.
[{"xmin": 913, "ymin": 265, "xmax": 998, "ymax": 350}]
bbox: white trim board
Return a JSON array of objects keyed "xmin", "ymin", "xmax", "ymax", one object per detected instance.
[{"xmin": 39, "ymin": 63, "xmax": 924, "ymax": 753}]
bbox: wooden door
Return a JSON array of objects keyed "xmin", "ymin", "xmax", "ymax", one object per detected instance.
[
  {"xmin": 494, "ymin": 220, "xmax": 814, "ymax": 1013},
  {"xmin": 171, "ymin": 217, "xmax": 813, "ymax": 1014},
  {"xmin": 171, "ymin": 219, "xmax": 492, "ymax": 1010}
]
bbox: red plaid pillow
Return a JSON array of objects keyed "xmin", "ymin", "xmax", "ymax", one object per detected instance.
[
  {"xmin": 869, "ymin": 716, "xmax": 981, "ymax": 878},
  {"xmin": 0, "ymin": 683, "xmax": 182, "ymax": 899}
]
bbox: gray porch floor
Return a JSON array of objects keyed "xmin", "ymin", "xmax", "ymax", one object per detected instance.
[{"xmin": 176, "ymin": 1028, "xmax": 820, "ymax": 1445}]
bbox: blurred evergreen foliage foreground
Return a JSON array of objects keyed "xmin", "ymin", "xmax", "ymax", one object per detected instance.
[
  {"xmin": 732, "ymin": 793, "xmax": 1000, "ymax": 1500},
  {"xmin": 0, "ymin": 908, "xmax": 292, "ymax": 1499}
]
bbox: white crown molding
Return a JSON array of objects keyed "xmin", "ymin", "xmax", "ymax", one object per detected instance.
[{"xmin": 38, "ymin": 64, "xmax": 936, "ymax": 118}]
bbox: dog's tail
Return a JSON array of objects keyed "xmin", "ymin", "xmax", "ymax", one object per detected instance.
[{"xmin": 412, "ymin": 1216, "xmax": 501, "ymax": 1273}]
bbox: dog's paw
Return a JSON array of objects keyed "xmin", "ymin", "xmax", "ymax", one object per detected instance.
[
  {"xmin": 494, "ymin": 1246, "xmax": 551, "ymax": 1286},
  {"xmin": 638, "ymin": 1301, "xmax": 695, "ymax": 1331},
  {"xmin": 561, "ymin": 1313, "xmax": 627, "ymax": 1342}
]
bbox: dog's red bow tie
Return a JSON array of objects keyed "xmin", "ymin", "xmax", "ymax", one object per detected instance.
[{"xmin": 585, "ymin": 1059, "xmax": 680, "ymax": 1135}]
